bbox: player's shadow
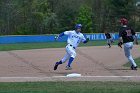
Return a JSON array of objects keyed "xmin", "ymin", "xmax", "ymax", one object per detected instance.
[{"xmin": 53, "ymin": 72, "xmax": 69, "ymax": 75}]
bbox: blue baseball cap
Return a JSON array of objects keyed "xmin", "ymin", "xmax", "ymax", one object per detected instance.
[{"xmin": 75, "ymin": 24, "xmax": 82, "ymax": 29}]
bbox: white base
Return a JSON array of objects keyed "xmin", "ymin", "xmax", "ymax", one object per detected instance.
[{"xmin": 66, "ymin": 73, "xmax": 81, "ymax": 77}]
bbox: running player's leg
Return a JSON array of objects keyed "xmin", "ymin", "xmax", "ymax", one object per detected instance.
[
  {"xmin": 66, "ymin": 46, "xmax": 76, "ymax": 69},
  {"xmin": 67, "ymin": 50, "xmax": 76, "ymax": 67},
  {"xmin": 60, "ymin": 52, "xmax": 70, "ymax": 64},
  {"xmin": 54, "ymin": 45, "xmax": 71, "ymax": 70},
  {"xmin": 54, "ymin": 53, "xmax": 70, "ymax": 70},
  {"xmin": 107, "ymin": 39, "xmax": 111, "ymax": 48},
  {"xmin": 124, "ymin": 42, "xmax": 137, "ymax": 68}
]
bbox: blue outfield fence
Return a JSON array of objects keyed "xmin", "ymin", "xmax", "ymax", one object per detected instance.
[
  {"xmin": 0, "ymin": 33, "xmax": 140, "ymax": 44},
  {"xmin": 0, "ymin": 35, "xmax": 56, "ymax": 44},
  {"xmin": 85, "ymin": 33, "xmax": 119, "ymax": 40}
]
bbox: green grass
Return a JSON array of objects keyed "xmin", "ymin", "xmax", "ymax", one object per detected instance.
[
  {"xmin": 0, "ymin": 81, "xmax": 140, "ymax": 93},
  {"xmin": 0, "ymin": 42, "xmax": 67, "ymax": 51},
  {"xmin": 0, "ymin": 40, "xmax": 115, "ymax": 51},
  {"xmin": 124, "ymin": 57, "xmax": 140, "ymax": 67}
]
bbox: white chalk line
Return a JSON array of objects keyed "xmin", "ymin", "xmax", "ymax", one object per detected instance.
[
  {"xmin": 0, "ymin": 76, "xmax": 140, "ymax": 79},
  {"xmin": 53, "ymin": 76, "xmax": 140, "ymax": 78}
]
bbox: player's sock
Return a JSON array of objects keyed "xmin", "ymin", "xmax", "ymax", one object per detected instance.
[{"xmin": 68, "ymin": 57, "xmax": 74, "ymax": 67}]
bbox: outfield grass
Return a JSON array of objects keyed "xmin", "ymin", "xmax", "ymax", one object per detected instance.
[
  {"xmin": 0, "ymin": 40, "xmax": 113, "ymax": 51},
  {"xmin": 0, "ymin": 81, "xmax": 140, "ymax": 93},
  {"xmin": 0, "ymin": 42, "xmax": 67, "ymax": 51}
]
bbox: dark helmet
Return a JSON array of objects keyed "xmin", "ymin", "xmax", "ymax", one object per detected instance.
[
  {"xmin": 120, "ymin": 18, "xmax": 128, "ymax": 25},
  {"xmin": 75, "ymin": 24, "xmax": 82, "ymax": 29}
]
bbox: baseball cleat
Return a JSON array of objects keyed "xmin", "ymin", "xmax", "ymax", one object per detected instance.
[
  {"xmin": 65, "ymin": 66, "xmax": 72, "ymax": 70},
  {"xmin": 131, "ymin": 65, "xmax": 133, "ymax": 70},
  {"xmin": 133, "ymin": 66, "xmax": 138, "ymax": 70},
  {"xmin": 131, "ymin": 65, "xmax": 137, "ymax": 70},
  {"xmin": 54, "ymin": 62, "xmax": 59, "ymax": 70}
]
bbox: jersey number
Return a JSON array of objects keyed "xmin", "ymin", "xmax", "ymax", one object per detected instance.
[
  {"xmin": 77, "ymin": 39, "xmax": 80, "ymax": 44},
  {"xmin": 126, "ymin": 30, "xmax": 132, "ymax": 36}
]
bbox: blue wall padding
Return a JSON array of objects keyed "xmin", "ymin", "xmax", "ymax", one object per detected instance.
[{"xmin": 0, "ymin": 33, "xmax": 139, "ymax": 44}]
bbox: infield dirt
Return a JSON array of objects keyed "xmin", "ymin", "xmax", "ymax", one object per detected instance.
[{"xmin": 0, "ymin": 45, "xmax": 140, "ymax": 82}]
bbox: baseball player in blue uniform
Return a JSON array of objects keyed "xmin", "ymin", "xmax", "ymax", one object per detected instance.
[
  {"xmin": 118, "ymin": 18, "xmax": 139, "ymax": 70},
  {"xmin": 54, "ymin": 24, "xmax": 89, "ymax": 70}
]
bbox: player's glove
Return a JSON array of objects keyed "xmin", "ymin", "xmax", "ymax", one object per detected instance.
[
  {"xmin": 86, "ymin": 38, "xmax": 89, "ymax": 42},
  {"xmin": 54, "ymin": 35, "xmax": 59, "ymax": 41},
  {"xmin": 118, "ymin": 42, "xmax": 123, "ymax": 48},
  {"xmin": 83, "ymin": 38, "xmax": 89, "ymax": 43}
]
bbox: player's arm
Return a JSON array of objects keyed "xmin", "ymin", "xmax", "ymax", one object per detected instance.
[
  {"xmin": 117, "ymin": 37, "xmax": 123, "ymax": 48},
  {"xmin": 135, "ymin": 34, "xmax": 138, "ymax": 45},
  {"xmin": 55, "ymin": 32, "xmax": 64, "ymax": 40},
  {"xmin": 58, "ymin": 32, "xmax": 65, "ymax": 37},
  {"xmin": 133, "ymin": 33, "xmax": 138, "ymax": 45},
  {"xmin": 83, "ymin": 38, "xmax": 89, "ymax": 43},
  {"xmin": 55, "ymin": 31, "xmax": 70, "ymax": 40},
  {"xmin": 132, "ymin": 29, "xmax": 138, "ymax": 45},
  {"xmin": 118, "ymin": 30, "xmax": 123, "ymax": 48},
  {"xmin": 118, "ymin": 28, "xmax": 123, "ymax": 42},
  {"xmin": 82, "ymin": 35, "xmax": 89, "ymax": 43}
]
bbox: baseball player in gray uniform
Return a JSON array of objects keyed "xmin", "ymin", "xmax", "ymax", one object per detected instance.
[
  {"xmin": 105, "ymin": 31, "xmax": 114, "ymax": 48},
  {"xmin": 54, "ymin": 24, "xmax": 89, "ymax": 70},
  {"xmin": 118, "ymin": 18, "xmax": 139, "ymax": 70}
]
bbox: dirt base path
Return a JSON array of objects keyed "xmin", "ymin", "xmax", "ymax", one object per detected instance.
[{"xmin": 0, "ymin": 45, "xmax": 140, "ymax": 82}]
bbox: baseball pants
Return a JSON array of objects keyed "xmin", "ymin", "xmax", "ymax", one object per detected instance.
[
  {"xmin": 124, "ymin": 42, "xmax": 137, "ymax": 67},
  {"xmin": 61, "ymin": 44, "xmax": 76, "ymax": 63}
]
